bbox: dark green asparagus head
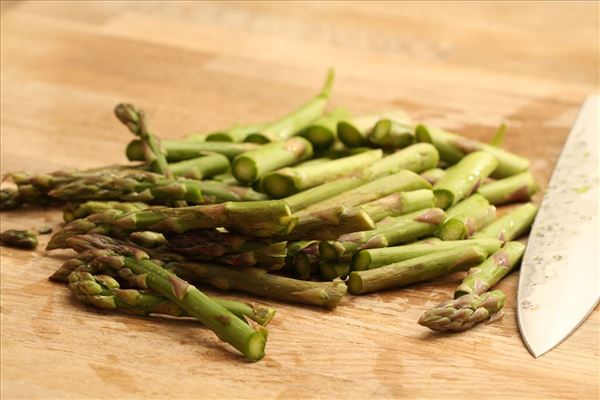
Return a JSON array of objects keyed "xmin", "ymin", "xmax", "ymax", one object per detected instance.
[{"xmin": 0, "ymin": 229, "xmax": 38, "ymax": 250}]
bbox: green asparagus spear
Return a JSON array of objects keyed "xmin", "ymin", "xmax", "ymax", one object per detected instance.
[
  {"xmin": 420, "ymin": 168, "xmax": 446, "ymax": 185},
  {"xmin": 352, "ymin": 238, "xmax": 503, "ymax": 271},
  {"xmin": 418, "ymin": 290, "xmax": 506, "ymax": 332},
  {"xmin": 360, "ymin": 189, "xmax": 436, "ymax": 222},
  {"xmin": 283, "ymin": 206, "xmax": 375, "ymax": 241},
  {"xmin": 245, "ymin": 69, "xmax": 335, "ymax": 143},
  {"xmin": 369, "ymin": 119, "xmax": 414, "ymax": 149},
  {"xmin": 319, "ymin": 208, "xmax": 447, "ymax": 261},
  {"xmin": 127, "ymin": 139, "xmax": 258, "ymax": 161},
  {"xmin": 260, "ymin": 150, "xmax": 383, "ymax": 198},
  {"xmin": 320, "ymin": 260, "xmax": 351, "ymax": 281},
  {"xmin": 0, "ymin": 229, "xmax": 38, "ymax": 249},
  {"xmin": 285, "ymin": 143, "xmax": 439, "ymax": 212},
  {"xmin": 415, "ymin": 124, "xmax": 529, "ymax": 178},
  {"xmin": 63, "ymin": 201, "xmax": 149, "ymax": 222},
  {"xmin": 455, "ymin": 241, "xmax": 526, "ymax": 298},
  {"xmin": 288, "ymin": 241, "xmax": 320, "ymax": 279},
  {"xmin": 65, "ymin": 234, "xmax": 268, "ymax": 361},
  {"xmin": 115, "ymin": 103, "xmax": 172, "ymax": 178},
  {"xmin": 198, "ymin": 180, "xmax": 269, "ymax": 203},
  {"xmin": 477, "ymin": 171, "xmax": 539, "ymax": 205},
  {"xmin": 298, "ymin": 107, "xmax": 351, "ymax": 150},
  {"xmin": 68, "ymin": 271, "xmax": 276, "ymax": 326},
  {"xmin": 204, "ymin": 123, "xmax": 269, "ymax": 143},
  {"xmin": 48, "ymin": 170, "xmax": 203, "ymax": 204},
  {"xmin": 0, "ymin": 188, "xmax": 21, "ymax": 210},
  {"xmin": 232, "ymin": 137, "xmax": 314, "ymax": 184},
  {"xmin": 168, "ymin": 153, "xmax": 230, "ymax": 180},
  {"xmin": 436, "ymin": 194, "xmax": 496, "ymax": 240},
  {"xmin": 347, "ymin": 245, "xmax": 488, "ymax": 294},
  {"xmin": 433, "ymin": 151, "xmax": 498, "ymax": 208},
  {"xmin": 171, "ymin": 260, "xmax": 347, "ymax": 309},
  {"xmin": 338, "ymin": 111, "xmax": 411, "ymax": 147},
  {"xmin": 129, "ymin": 231, "xmax": 167, "ymax": 248},
  {"xmin": 473, "ymin": 203, "xmax": 537, "ymax": 242}
]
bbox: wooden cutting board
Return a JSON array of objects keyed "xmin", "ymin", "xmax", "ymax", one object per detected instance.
[{"xmin": 1, "ymin": 2, "xmax": 598, "ymax": 399}]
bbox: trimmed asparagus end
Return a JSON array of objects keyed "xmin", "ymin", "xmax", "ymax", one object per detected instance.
[
  {"xmin": 414, "ymin": 124, "xmax": 433, "ymax": 143},
  {"xmin": 433, "ymin": 189, "xmax": 453, "ymax": 209},
  {"xmin": 437, "ymin": 219, "xmax": 468, "ymax": 241},
  {"xmin": 351, "ymin": 251, "xmax": 372, "ymax": 271},
  {"xmin": 319, "ymin": 241, "xmax": 344, "ymax": 261},
  {"xmin": 262, "ymin": 173, "xmax": 298, "ymax": 198},
  {"xmin": 347, "ymin": 272, "xmax": 363, "ymax": 295},
  {"xmin": 205, "ymin": 133, "xmax": 234, "ymax": 142},
  {"xmin": 337, "ymin": 121, "xmax": 364, "ymax": 147},
  {"xmin": 232, "ymin": 157, "xmax": 258, "ymax": 184},
  {"xmin": 300, "ymin": 126, "xmax": 335, "ymax": 150},
  {"xmin": 246, "ymin": 330, "xmax": 267, "ymax": 362},
  {"xmin": 244, "ymin": 134, "xmax": 271, "ymax": 144}
]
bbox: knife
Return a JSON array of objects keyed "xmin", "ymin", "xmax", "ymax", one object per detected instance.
[{"xmin": 517, "ymin": 95, "xmax": 599, "ymax": 358}]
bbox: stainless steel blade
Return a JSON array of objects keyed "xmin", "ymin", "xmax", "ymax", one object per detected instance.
[{"xmin": 517, "ymin": 95, "xmax": 599, "ymax": 358}]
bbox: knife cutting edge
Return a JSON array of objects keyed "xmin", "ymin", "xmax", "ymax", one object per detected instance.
[{"xmin": 517, "ymin": 95, "xmax": 600, "ymax": 358}]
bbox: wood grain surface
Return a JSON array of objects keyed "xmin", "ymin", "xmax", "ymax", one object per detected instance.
[{"xmin": 1, "ymin": 2, "xmax": 598, "ymax": 399}]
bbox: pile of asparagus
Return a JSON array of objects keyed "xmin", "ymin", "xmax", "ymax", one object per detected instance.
[{"xmin": 0, "ymin": 70, "xmax": 539, "ymax": 361}]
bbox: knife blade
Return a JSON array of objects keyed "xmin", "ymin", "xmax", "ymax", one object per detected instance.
[{"xmin": 517, "ymin": 95, "xmax": 599, "ymax": 358}]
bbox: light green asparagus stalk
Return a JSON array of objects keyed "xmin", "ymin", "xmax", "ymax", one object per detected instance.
[
  {"xmin": 369, "ymin": 119, "xmax": 414, "ymax": 149},
  {"xmin": 259, "ymin": 150, "xmax": 384, "ymax": 198},
  {"xmin": 352, "ymin": 238, "xmax": 503, "ymax": 271},
  {"xmin": 168, "ymin": 153, "xmax": 230, "ymax": 180},
  {"xmin": 65, "ymin": 234, "xmax": 268, "ymax": 362},
  {"xmin": 298, "ymin": 107, "xmax": 351, "ymax": 150},
  {"xmin": 360, "ymin": 189, "xmax": 436, "ymax": 222},
  {"xmin": 347, "ymin": 245, "xmax": 488, "ymax": 294},
  {"xmin": 48, "ymin": 170, "xmax": 204, "ymax": 204},
  {"xmin": 283, "ymin": 206, "xmax": 375, "ymax": 241},
  {"xmin": 0, "ymin": 229, "xmax": 38, "ymax": 249},
  {"xmin": 63, "ymin": 201, "xmax": 149, "ymax": 222},
  {"xmin": 170, "ymin": 260, "xmax": 347, "ymax": 309},
  {"xmin": 477, "ymin": 171, "xmax": 539, "ymax": 205},
  {"xmin": 244, "ymin": 69, "xmax": 335, "ymax": 143},
  {"xmin": 455, "ymin": 241, "xmax": 526, "ymax": 298},
  {"xmin": 473, "ymin": 203, "xmax": 537, "ymax": 242},
  {"xmin": 67, "ymin": 270, "xmax": 276, "ymax": 326},
  {"xmin": 319, "ymin": 208, "xmax": 447, "ymax": 261},
  {"xmin": 127, "ymin": 139, "xmax": 259, "ymax": 161},
  {"xmin": 436, "ymin": 194, "xmax": 496, "ymax": 240},
  {"xmin": 415, "ymin": 124, "xmax": 529, "ymax": 178},
  {"xmin": 198, "ymin": 180, "xmax": 269, "ymax": 203},
  {"xmin": 284, "ymin": 143, "xmax": 439, "ymax": 212},
  {"xmin": 433, "ymin": 151, "xmax": 498, "ymax": 208},
  {"xmin": 420, "ymin": 168, "xmax": 446, "ymax": 185},
  {"xmin": 114, "ymin": 103, "xmax": 172, "ymax": 178},
  {"xmin": 418, "ymin": 290, "xmax": 506, "ymax": 332},
  {"xmin": 338, "ymin": 110, "xmax": 412, "ymax": 147},
  {"xmin": 232, "ymin": 137, "xmax": 314, "ymax": 184}
]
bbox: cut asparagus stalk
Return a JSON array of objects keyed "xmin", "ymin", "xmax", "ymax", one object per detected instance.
[
  {"xmin": 369, "ymin": 119, "xmax": 414, "ymax": 149},
  {"xmin": 299, "ymin": 107, "xmax": 351, "ymax": 150},
  {"xmin": 420, "ymin": 168, "xmax": 447, "ymax": 185},
  {"xmin": 319, "ymin": 208, "xmax": 447, "ymax": 261},
  {"xmin": 285, "ymin": 143, "xmax": 439, "ymax": 212},
  {"xmin": 415, "ymin": 124, "xmax": 529, "ymax": 178},
  {"xmin": 352, "ymin": 238, "xmax": 502, "ymax": 271},
  {"xmin": 338, "ymin": 110, "xmax": 411, "ymax": 148},
  {"xmin": 291, "ymin": 242, "xmax": 320, "ymax": 280},
  {"xmin": 66, "ymin": 234, "xmax": 268, "ymax": 361},
  {"xmin": 455, "ymin": 241, "xmax": 526, "ymax": 298},
  {"xmin": 360, "ymin": 189, "xmax": 436, "ymax": 222},
  {"xmin": 320, "ymin": 260, "xmax": 351, "ymax": 281},
  {"xmin": 63, "ymin": 201, "xmax": 149, "ymax": 223},
  {"xmin": 260, "ymin": 150, "xmax": 383, "ymax": 198},
  {"xmin": 168, "ymin": 153, "xmax": 230, "ymax": 180},
  {"xmin": 473, "ymin": 203, "xmax": 537, "ymax": 242},
  {"xmin": 169, "ymin": 261, "xmax": 347, "ymax": 309},
  {"xmin": 0, "ymin": 229, "xmax": 38, "ymax": 249},
  {"xmin": 284, "ymin": 206, "xmax": 375, "ymax": 241},
  {"xmin": 127, "ymin": 139, "xmax": 258, "ymax": 161},
  {"xmin": 433, "ymin": 151, "xmax": 498, "ymax": 208},
  {"xmin": 48, "ymin": 170, "xmax": 204, "ymax": 204},
  {"xmin": 301, "ymin": 170, "xmax": 431, "ymax": 213},
  {"xmin": 115, "ymin": 103, "xmax": 172, "ymax": 178},
  {"xmin": 204, "ymin": 122, "xmax": 269, "ymax": 143},
  {"xmin": 347, "ymin": 245, "xmax": 488, "ymax": 294},
  {"xmin": 232, "ymin": 137, "xmax": 314, "ymax": 184},
  {"xmin": 436, "ymin": 194, "xmax": 497, "ymax": 240},
  {"xmin": 198, "ymin": 180, "xmax": 269, "ymax": 203},
  {"xmin": 67, "ymin": 271, "xmax": 276, "ymax": 326},
  {"xmin": 245, "ymin": 69, "xmax": 335, "ymax": 143},
  {"xmin": 418, "ymin": 290, "xmax": 506, "ymax": 332},
  {"xmin": 477, "ymin": 171, "xmax": 539, "ymax": 205}
]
